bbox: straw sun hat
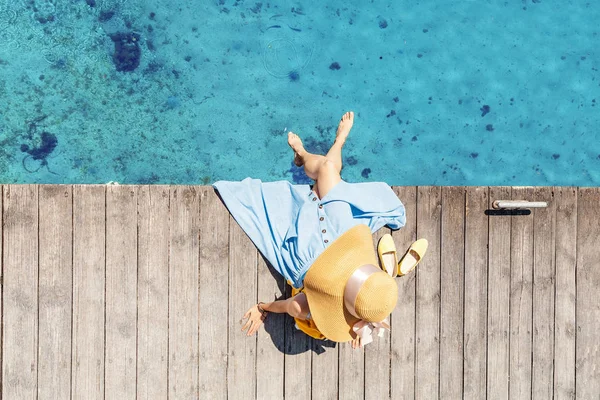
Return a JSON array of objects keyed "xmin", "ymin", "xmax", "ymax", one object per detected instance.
[{"xmin": 303, "ymin": 224, "xmax": 398, "ymax": 343}]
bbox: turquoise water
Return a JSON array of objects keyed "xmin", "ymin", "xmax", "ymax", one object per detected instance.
[{"xmin": 0, "ymin": 0, "xmax": 598, "ymax": 186}]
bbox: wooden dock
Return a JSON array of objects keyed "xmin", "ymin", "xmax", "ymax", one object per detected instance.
[{"xmin": 0, "ymin": 185, "xmax": 598, "ymax": 399}]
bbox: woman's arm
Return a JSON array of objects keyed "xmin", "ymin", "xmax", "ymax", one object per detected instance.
[
  {"xmin": 263, "ymin": 293, "xmax": 308, "ymax": 318},
  {"xmin": 241, "ymin": 294, "xmax": 308, "ymax": 336}
]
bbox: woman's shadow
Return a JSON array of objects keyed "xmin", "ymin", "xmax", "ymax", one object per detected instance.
[{"xmin": 260, "ymin": 255, "xmax": 337, "ymax": 355}]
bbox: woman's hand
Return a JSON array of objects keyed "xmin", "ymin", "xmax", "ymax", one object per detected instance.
[
  {"xmin": 351, "ymin": 336, "xmax": 363, "ymax": 349},
  {"xmin": 241, "ymin": 304, "xmax": 267, "ymax": 336}
]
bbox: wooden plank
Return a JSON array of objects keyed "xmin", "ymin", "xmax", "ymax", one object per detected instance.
[
  {"xmin": 531, "ymin": 187, "xmax": 555, "ymax": 400},
  {"xmin": 463, "ymin": 187, "xmax": 488, "ymax": 400},
  {"xmin": 227, "ymin": 215, "xmax": 258, "ymax": 399},
  {"xmin": 487, "ymin": 186, "xmax": 511, "ymax": 399},
  {"xmin": 363, "ymin": 226, "xmax": 391, "ymax": 400},
  {"xmin": 105, "ymin": 185, "xmax": 138, "ymax": 399},
  {"xmin": 199, "ymin": 188, "xmax": 229, "ymax": 398},
  {"xmin": 338, "ymin": 339, "xmax": 363, "ymax": 400},
  {"xmin": 256, "ymin": 255, "xmax": 285, "ymax": 400},
  {"xmin": 391, "ymin": 186, "xmax": 417, "ymax": 400},
  {"xmin": 0, "ymin": 184, "xmax": 2, "ymax": 399},
  {"xmin": 137, "ymin": 186, "xmax": 170, "ymax": 399},
  {"xmin": 415, "ymin": 186, "xmax": 441, "ymax": 400},
  {"xmin": 168, "ymin": 186, "xmax": 199, "ymax": 398},
  {"xmin": 553, "ymin": 187, "xmax": 576, "ymax": 400},
  {"xmin": 2, "ymin": 185, "xmax": 38, "ymax": 399},
  {"xmin": 311, "ymin": 337, "xmax": 338, "ymax": 400},
  {"xmin": 509, "ymin": 187, "xmax": 534, "ymax": 399},
  {"xmin": 72, "ymin": 185, "xmax": 105, "ymax": 398},
  {"xmin": 284, "ymin": 288, "xmax": 312, "ymax": 400},
  {"xmin": 38, "ymin": 185, "xmax": 73, "ymax": 400},
  {"xmin": 575, "ymin": 188, "xmax": 600, "ymax": 399},
  {"xmin": 440, "ymin": 187, "xmax": 465, "ymax": 398}
]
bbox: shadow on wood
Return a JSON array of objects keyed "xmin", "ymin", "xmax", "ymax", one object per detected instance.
[{"xmin": 485, "ymin": 209, "xmax": 531, "ymax": 216}]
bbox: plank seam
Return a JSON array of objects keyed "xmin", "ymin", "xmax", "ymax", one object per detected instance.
[
  {"xmin": 196, "ymin": 187, "xmax": 200, "ymax": 400},
  {"xmin": 226, "ymin": 213, "xmax": 231, "ymax": 400},
  {"xmin": 254, "ymin": 246, "xmax": 259, "ymax": 400},
  {"xmin": 530, "ymin": 190, "xmax": 535, "ymax": 400},
  {"xmin": 552, "ymin": 188, "xmax": 558, "ymax": 399},
  {"xmin": 1, "ymin": 185, "xmax": 3, "ymax": 399},
  {"xmin": 37, "ymin": 185, "xmax": 41, "ymax": 397},
  {"xmin": 461, "ymin": 188, "xmax": 466, "ymax": 398},
  {"xmin": 388, "ymin": 259, "xmax": 394, "ymax": 400},
  {"xmin": 103, "ymin": 186, "xmax": 107, "ymax": 400},
  {"xmin": 166, "ymin": 187, "xmax": 171, "ymax": 400},
  {"xmin": 438, "ymin": 187, "xmax": 442, "ymax": 400},
  {"xmin": 70, "ymin": 185, "xmax": 74, "ymax": 400},
  {"xmin": 484, "ymin": 186, "xmax": 490, "ymax": 400},
  {"xmin": 507, "ymin": 187, "xmax": 512, "ymax": 400},
  {"xmin": 0, "ymin": 185, "xmax": 3, "ymax": 400},
  {"xmin": 135, "ymin": 187, "xmax": 140, "ymax": 398},
  {"xmin": 413, "ymin": 186, "xmax": 418, "ymax": 400},
  {"xmin": 198, "ymin": 188, "xmax": 202, "ymax": 400},
  {"xmin": 438, "ymin": 188, "xmax": 442, "ymax": 400},
  {"xmin": 550, "ymin": 187, "xmax": 557, "ymax": 398},
  {"xmin": 573, "ymin": 189, "xmax": 578, "ymax": 399}
]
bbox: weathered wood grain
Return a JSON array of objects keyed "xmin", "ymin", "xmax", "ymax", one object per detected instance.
[
  {"xmin": 0, "ymin": 185, "xmax": 2, "ymax": 399},
  {"xmin": 391, "ymin": 186, "xmax": 417, "ymax": 400},
  {"xmin": 168, "ymin": 186, "xmax": 199, "ymax": 399},
  {"xmin": 463, "ymin": 187, "xmax": 488, "ymax": 400},
  {"xmin": 199, "ymin": 188, "xmax": 229, "ymax": 399},
  {"xmin": 532, "ymin": 187, "xmax": 555, "ymax": 400},
  {"xmin": 509, "ymin": 187, "xmax": 534, "ymax": 400},
  {"xmin": 415, "ymin": 186, "xmax": 441, "ymax": 400},
  {"xmin": 72, "ymin": 185, "xmax": 105, "ymax": 399},
  {"xmin": 256, "ymin": 255, "xmax": 285, "ymax": 400},
  {"xmin": 0, "ymin": 184, "xmax": 597, "ymax": 400},
  {"xmin": 338, "ymin": 332, "xmax": 364, "ymax": 400},
  {"xmin": 575, "ymin": 188, "xmax": 600, "ymax": 399},
  {"xmin": 487, "ymin": 186, "xmax": 511, "ymax": 399},
  {"xmin": 38, "ymin": 185, "xmax": 73, "ymax": 400},
  {"xmin": 137, "ymin": 186, "xmax": 170, "ymax": 399},
  {"xmin": 228, "ymin": 215, "xmax": 258, "ymax": 399},
  {"xmin": 105, "ymin": 185, "xmax": 138, "ymax": 399},
  {"xmin": 2, "ymin": 185, "xmax": 38, "ymax": 399},
  {"xmin": 440, "ymin": 187, "xmax": 465, "ymax": 398},
  {"xmin": 364, "ymin": 226, "xmax": 391, "ymax": 400},
  {"xmin": 553, "ymin": 187, "xmax": 576, "ymax": 400},
  {"xmin": 283, "ymin": 299, "xmax": 312, "ymax": 400},
  {"xmin": 311, "ymin": 339, "xmax": 338, "ymax": 400}
]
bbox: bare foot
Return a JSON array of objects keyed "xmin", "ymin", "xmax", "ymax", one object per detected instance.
[
  {"xmin": 335, "ymin": 111, "xmax": 354, "ymax": 145},
  {"xmin": 288, "ymin": 132, "xmax": 306, "ymax": 166}
]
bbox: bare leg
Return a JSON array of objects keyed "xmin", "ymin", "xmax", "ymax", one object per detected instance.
[
  {"xmin": 287, "ymin": 132, "xmax": 327, "ymax": 181},
  {"xmin": 287, "ymin": 111, "xmax": 354, "ymax": 198},
  {"xmin": 325, "ymin": 111, "xmax": 354, "ymax": 172}
]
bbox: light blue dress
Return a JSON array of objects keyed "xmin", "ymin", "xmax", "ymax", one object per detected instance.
[{"xmin": 213, "ymin": 178, "xmax": 406, "ymax": 288}]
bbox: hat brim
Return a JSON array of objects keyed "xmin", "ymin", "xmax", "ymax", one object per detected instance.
[{"xmin": 303, "ymin": 225, "xmax": 379, "ymax": 342}]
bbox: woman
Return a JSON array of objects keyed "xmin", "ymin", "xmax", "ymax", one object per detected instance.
[{"xmin": 213, "ymin": 112, "xmax": 406, "ymax": 348}]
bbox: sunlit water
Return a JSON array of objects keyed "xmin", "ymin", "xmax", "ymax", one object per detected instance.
[{"xmin": 0, "ymin": 0, "xmax": 598, "ymax": 185}]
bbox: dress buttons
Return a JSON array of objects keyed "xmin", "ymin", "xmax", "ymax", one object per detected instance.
[
  {"xmin": 318, "ymin": 204, "xmax": 323, "ymax": 209},
  {"xmin": 324, "ymin": 239, "xmax": 329, "ymax": 243},
  {"xmin": 312, "ymin": 197, "xmax": 317, "ymax": 201},
  {"xmin": 322, "ymin": 229, "xmax": 326, "ymax": 233},
  {"xmin": 319, "ymin": 217, "xmax": 324, "ymax": 221}
]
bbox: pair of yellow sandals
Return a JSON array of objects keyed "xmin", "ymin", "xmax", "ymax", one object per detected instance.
[{"xmin": 377, "ymin": 235, "xmax": 428, "ymax": 277}]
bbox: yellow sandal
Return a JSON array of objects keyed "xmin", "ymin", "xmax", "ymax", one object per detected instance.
[
  {"xmin": 397, "ymin": 239, "xmax": 428, "ymax": 276},
  {"xmin": 377, "ymin": 234, "xmax": 399, "ymax": 277}
]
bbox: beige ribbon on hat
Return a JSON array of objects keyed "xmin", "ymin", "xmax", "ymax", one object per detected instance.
[
  {"xmin": 344, "ymin": 264, "xmax": 391, "ymax": 346},
  {"xmin": 352, "ymin": 319, "xmax": 390, "ymax": 346}
]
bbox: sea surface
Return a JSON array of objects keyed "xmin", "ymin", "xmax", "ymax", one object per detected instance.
[{"xmin": 0, "ymin": 0, "xmax": 598, "ymax": 186}]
